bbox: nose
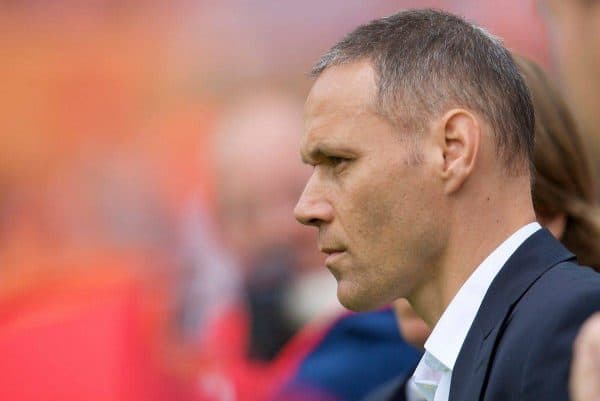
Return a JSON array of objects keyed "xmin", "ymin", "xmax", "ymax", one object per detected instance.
[{"xmin": 294, "ymin": 174, "xmax": 333, "ymax": 227}]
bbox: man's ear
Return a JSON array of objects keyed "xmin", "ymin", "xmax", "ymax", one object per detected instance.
[{"xmin": 436, "ymin": 109, "xmax": 481, "ymax": 194}]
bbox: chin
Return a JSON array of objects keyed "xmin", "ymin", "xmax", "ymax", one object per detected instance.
[{"xmin": 337, "ymin": 282, "xmax": 385, "ymax": 312}]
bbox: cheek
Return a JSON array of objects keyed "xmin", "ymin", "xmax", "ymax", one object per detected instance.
[
  {"xmin": 349, "ymin": 165, "xmax": 443, "ymax": 271},
  {"xmin": 344, "ymin": 176, "xmax": 396, "ymax": 240},
  {"xmin": 351, "ymin": 179, "xmax": 409, "ymax": 262}
]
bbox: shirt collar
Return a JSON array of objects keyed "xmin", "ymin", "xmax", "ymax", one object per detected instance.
[{"xmin": 422, "ymin": 222, "xmax": 541, "ymax": 370}]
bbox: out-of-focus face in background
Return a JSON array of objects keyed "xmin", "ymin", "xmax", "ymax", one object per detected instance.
[
  {"xmin": 213, "ymin": 90, "xmax": 323, "ymax": 274},
  {"xmin": 394, "ymin": 298, "xmax": 431, "ymax": 349},
  {"xmin": 209, "ymin": 89, "xmax": 338, "ymax": 364}
]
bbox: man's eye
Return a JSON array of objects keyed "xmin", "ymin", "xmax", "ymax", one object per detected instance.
[{"xmin": 329, "ymin": 156, "xmax": 347, "ymax": 166}]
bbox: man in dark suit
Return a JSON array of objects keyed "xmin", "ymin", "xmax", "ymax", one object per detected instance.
[{"xmin": 293, "ymin": 8, "xmax": 600, "ymax": 401}]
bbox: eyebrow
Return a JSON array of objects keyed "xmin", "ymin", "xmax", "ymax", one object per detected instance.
[{"xmin": 301, "ymin": 146, "xmax": 323, "ymax": 165}]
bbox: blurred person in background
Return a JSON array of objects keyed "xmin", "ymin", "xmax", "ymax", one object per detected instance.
[
  {"xmin": 206, "ymin": 87, "xmax": 335, "ymax": 355},
  {"xmin": 271, "ymin": 306, "xmax": 421, "ymax": 401},
  {"xmin": 538, "ymin": 1, "xmax": 600, "ymax": 399},
  {"xmin": 539, "ymin": 0, "xmax": 600, "ymax": 183},
  {"xmin": 196, "ymin": 88, "xmax": 339, "ymax": 401},
  {"xmin": 197, "ymin": 88, "xmax": 421, "ymax": 401},
  {"xmin": 517, "ymin": 55, "xmax": 600, "ymax": 269},
  {"xmin": 363, "ymin": 54, "xmax": 600, "ymax": 401},
  {"xmin": 571, "ymin": 312, "xmax": 600, "ymax": 401}
]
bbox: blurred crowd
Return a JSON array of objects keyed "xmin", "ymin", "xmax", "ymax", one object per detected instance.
[{"xmin": 1, "ymin": 1, "xmax": 600, "ymax": 400}]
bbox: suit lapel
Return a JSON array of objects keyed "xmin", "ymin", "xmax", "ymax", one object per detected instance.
[
  {"xmin": 448, "ymin": 229, "xmax": 575, "ymax": 401},
  {"xmin": 448, "ymin": 315, "xmax": 506, "ymax": 401}
]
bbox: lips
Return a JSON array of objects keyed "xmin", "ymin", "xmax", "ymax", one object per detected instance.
[
  {"xmin": 320, "ymin": 247, "xmax": 345, "ymax": 255},
  {"xmin": 319, "ymin": 242, "xmax": 347, "ymax": 268},
  {"xmin": 322, "ymin": 248, "xmax": 347, "ymax": 267}
]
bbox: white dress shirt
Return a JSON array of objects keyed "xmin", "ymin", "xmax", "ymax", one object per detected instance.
[
  {"xmin": 406, "ymin": 377, "xmax": 428, "ymax": 401},
  {"xmin": 412, "ymin": 222, "xmax": 541, "ymax": 401}
]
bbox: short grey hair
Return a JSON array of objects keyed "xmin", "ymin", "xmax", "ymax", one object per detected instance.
[{"xmin": 312, "ymin": 9, "xmax": 535, "ymax": 174}]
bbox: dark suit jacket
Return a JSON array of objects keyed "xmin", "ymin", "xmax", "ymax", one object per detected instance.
[{"xmin": 449, "ymin": 228, "xmax": 600, "ymax": 401}]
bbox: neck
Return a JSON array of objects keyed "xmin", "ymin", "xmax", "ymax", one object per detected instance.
[{"xmin": 408, "ymin": 178, "xmax": 536, "ymax": 328}]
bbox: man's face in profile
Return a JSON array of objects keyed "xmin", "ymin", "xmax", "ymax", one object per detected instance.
[{"xmin": 294, "ymin": 60, "xmax": 447, "ymax": 311}]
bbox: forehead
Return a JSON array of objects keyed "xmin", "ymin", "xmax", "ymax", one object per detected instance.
[
  {"xmin": 305, "ymin": 60, "xmax": 377, "ymax": 124},
  {"xmin": 302, "ymin": 61, "xmax": 393, "ymax": 157}
]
